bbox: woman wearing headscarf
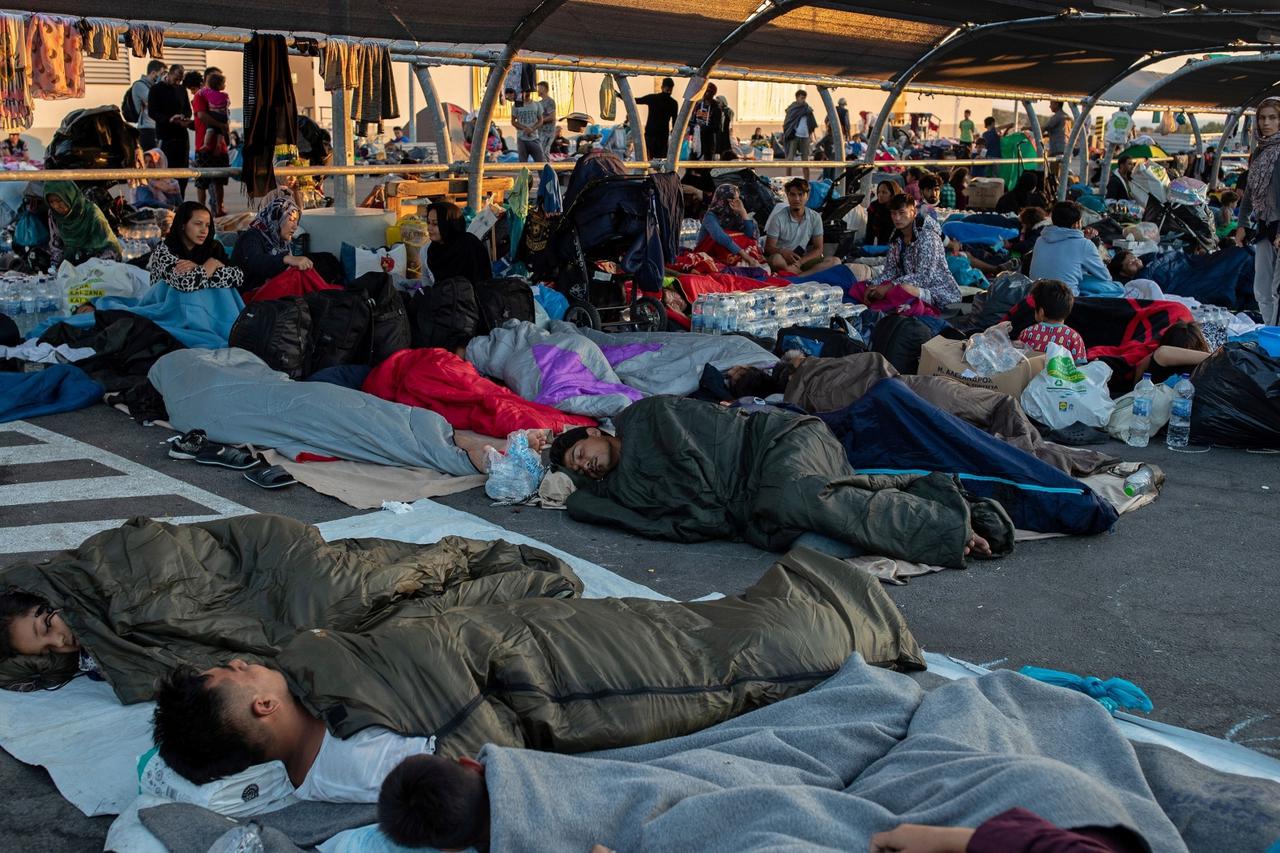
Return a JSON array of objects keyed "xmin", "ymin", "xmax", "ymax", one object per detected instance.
[
  {"xmin": 424, "ymin": 201, "xmax": 492, "ymax": 286},
  {"xmin": 695, "ymin": 185, "xmax": 760, "ymax": 263},
  {"xmin": 1235, "ymin": 96, "xmax": 1280, "ymax": 325},
  {"xmin": 148, "ymin": 201, "xmax": 244, "ymax": 292},
  {"xmin": 230, "ymin": 192, "xmax": 312, "ymax": 291},
  {"xmin": 43, "ymin": 181, "xmax": 122, "ymax": 268},
  {"xmin": 134, "ymin": 149, "xmax": 183, "ymax": 210}
]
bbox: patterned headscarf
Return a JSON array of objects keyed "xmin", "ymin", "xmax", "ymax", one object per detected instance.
[
  {"xmin": 248, "ymin": 191, "xmax": 300, "ymax": 254},
  {"xmin": 1247, "ymin": 97, "xmax": 1280, "ymax": 225},
  {"xmin": 707, "ymin": 184, "xmax": 746, "ymax": 231}
]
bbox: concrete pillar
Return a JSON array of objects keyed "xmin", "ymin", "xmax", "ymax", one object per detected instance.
[{"xmin": 331, "ymin": 88, "xmax": 355, "ymax": 210}]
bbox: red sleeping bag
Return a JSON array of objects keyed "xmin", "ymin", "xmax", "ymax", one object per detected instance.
[
  {"xmin": 244, "ymin": 268, "xmax": 341, "ymax": 304},
  {"xmin": 363, "ymin": 348, "xmax": 597, "ymax": 436}
]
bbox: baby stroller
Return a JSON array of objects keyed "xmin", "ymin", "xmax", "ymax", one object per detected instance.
[
  {"xmin": 551, "ymin": 152, "xmax": 683, "ymax": 331},
  {"xmin": 1138, "ymin": 171, "xmax": 1218, "ymax": 252}
]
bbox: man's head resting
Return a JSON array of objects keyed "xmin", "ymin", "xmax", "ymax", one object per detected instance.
[
  {"xmin": 379, "ymin": 754, "xmax": 489, "ymax": 850},
  {"xmin": 152, "ymin": 660, "xmax": 286, "ymax": 784},
  {"xmin": 549, "ymin": 427, "xmax": 620, "ymax": 480}
]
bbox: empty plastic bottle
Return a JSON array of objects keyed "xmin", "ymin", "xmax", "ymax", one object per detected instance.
[
  {"xmin": 1128, "ymin": 373, "xmax": 1155, "ymax": 448},
  {"xmin": 1166, "ymin": 374, "xmax": 1194, "ymax": 449},
  {"xmin": 1123, "ymin": 466, "xmax": 1153, "ymax": 497}
]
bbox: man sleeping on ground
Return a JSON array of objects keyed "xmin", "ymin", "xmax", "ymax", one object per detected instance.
[
  {"xmin": 374, "ymin": 652, "xmax": 1187, "ymax": 853},
  {"xmin": 150, "ymin": 547, "xmax": 923, "ymax": 802},
  {"xmin": 0, "ymin": 514, "xmax": 581, "ymax": 701},
  {"xmin": 552, "ymin": 395, "xmax": 1015, "ymax": 569}
]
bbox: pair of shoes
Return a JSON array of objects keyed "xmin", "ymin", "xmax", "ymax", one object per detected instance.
[{"xmin": 168, "ymin": 430, "xmax": 260, "ymax": 470}]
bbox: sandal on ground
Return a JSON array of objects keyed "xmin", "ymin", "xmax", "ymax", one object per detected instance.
[
  {"xmin": 244, "ymin": 465, "xmax": 296, "ymax": 489},
  {"xmin": 167, "ymin": 429, "xmax": 260, "ymax": 469}
]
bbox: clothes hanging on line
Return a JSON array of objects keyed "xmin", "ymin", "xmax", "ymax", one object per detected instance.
[
  {"xmin": 0, "ymin": 13, "xmax": 33, "ymax": 131},
  {"xmin": 25, "ymin": 14, "xmax": 84, "ymax": 100},
  {"xmin": 78, "ymin": 18, "xmax": 125, "ymax": 61},
  {"xmin": 125, "ymin": 24, "xmax": 165, "ymax": 59},
  {"xmin": 242, "ymin": 33, "xmax": 299, "ymax": 199},
  {"xmin": 319, "ymin": 39, "xmax": 399, "ymax": 126}
]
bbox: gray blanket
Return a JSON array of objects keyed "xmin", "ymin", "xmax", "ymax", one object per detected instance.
[
  {"xmin": 481, "ymin": 654, "xmax": 1189, "ymax": 852},
  {"xmin": 573, "ymin": 324, "xmax": 776, "ymax": 397},
  {"xmin": 148, "ymin": 348, "xmax": 476, "ymax": 475}
]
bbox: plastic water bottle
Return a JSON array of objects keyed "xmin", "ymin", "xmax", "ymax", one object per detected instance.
[
  {"xmin": 1128, "ymin": 373, "xmax": 1155, "ymax": 448},
  {"xmin": 1123, "ymin": 466, "xmax": 1153, "ymax": 497},
  {"xmin": 1166, "ymin": 374, "xmax": 1194, "ymax": 449},
  {"xmin": 691, "ymin": 298, "xmax": 705, "ymax": 334}
]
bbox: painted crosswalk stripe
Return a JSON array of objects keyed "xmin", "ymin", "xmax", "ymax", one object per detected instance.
[{"xmin": 0, "ymin": 421, "xmax": 254, "ymax": 555}]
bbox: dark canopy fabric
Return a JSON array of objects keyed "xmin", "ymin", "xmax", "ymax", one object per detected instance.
[
  {"xmin": 1131, "ymin": 59, "xmax": 1280, "ymax": 110},
  {"xmin": 17, "ymin": 1, "xmax": 1280, "ymax": 99}
]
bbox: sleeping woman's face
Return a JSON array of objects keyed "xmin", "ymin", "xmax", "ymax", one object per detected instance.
[
  {"xmin": 7, "ymin": 605, "xmax": 78, "ymax": 656},
  {"xmin": 279, "ymin": 209, "xmax": 300, "ymax": 243}
]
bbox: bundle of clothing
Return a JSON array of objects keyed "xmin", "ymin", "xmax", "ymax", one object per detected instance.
[{"xmin": 319, "ymin": 39, "xmax": 399, "ymax": 128}]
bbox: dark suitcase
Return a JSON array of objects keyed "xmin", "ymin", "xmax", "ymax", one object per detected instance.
[
  {"xmin": 305, "ymin": 291, "xmax": 372, "ymax": 373},
  {"xmin": 350, "ymin": 272, "xmax": 411, "ymax": 364},
  {"xmin": 406, "ymin": 276, "xmax": 479, "ymax": 350},
  {"xmin": 227, "ymin": 297, "xmax": 312, "ymax": 379}
]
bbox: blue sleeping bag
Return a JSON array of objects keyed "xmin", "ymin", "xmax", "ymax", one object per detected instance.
[
  {"xmin": 941, "ymin": 220, "xmax": 1019, "ymax": 249},
  {"xmin": 0, "ymin": 364, "xmax": 104, "ymax": 423},
  {"xmin": 29, "ymin": 283, "xmax": 244, "ymax": 349},
  {"xmin": 819, "ymin": 378, "xmax": 1118, "ymax": 536},
  {"xmin": 1141, "ymin": 246, "xmax": 1256, "ymax": 308}
]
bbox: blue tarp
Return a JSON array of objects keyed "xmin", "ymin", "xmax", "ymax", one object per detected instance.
[
  {"xmin": 0, "ymin": 364, "xmax": 103, "ymax": 423},
  {"xmin": 1141, "ymin": 246, "xmax": 1256, "ymax": 309},
  {"xmin": 30, "ymin": 283, "xmax": 243, "ymax": 349},
  {"xmin": 941, "ymin": 220, "xmax": 1019, "ymax": 249},
  {"xmin": 819, "ymin": 377, "xmax": 1119, "ymax": 536}
]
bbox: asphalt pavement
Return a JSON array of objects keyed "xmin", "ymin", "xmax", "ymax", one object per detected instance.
[{"xmin": 1, "ymin": 404, "xmax": 1277, "ymax": 850}]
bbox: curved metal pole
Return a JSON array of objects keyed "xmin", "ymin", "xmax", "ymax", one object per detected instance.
[
  {"xmin": 1068, "ymin": 102, "xmax": 1089, "ymax": 187},
  {"xmin": 818, "ymin": 86, "xmax": 845, "ymax": 181},
  {"xmin": 413, "ymin": 64, "xmax": 454, "ymax": 166},
  {"xmin": 666, "ymin": 77, "xmax": 706, "ymax": 170},
  {"xmin": 1124, "ymin": 52, "xmax": 1280, "ymax": 115},
  {"xmin": 467, "ymin": 0, "xmax": 575, "ymax": 209},
  {"xmin": 1208, "ymin": 109, "xmax": 1243, "ymax": 190},
  {"xmin": 613, "ymin": 74, "xmax": 646, "ymax": 163},
  {"xmin": 1057, "ymin": 100, "xmax": 1095, "ymax": 200},
  {"xmin": 1187, "ymin": 112, "xmax": 1204, "ymax": 177},
  {"xmin": 1022, "ymin": 100, "xmax": 1043, "ymax": 157}
]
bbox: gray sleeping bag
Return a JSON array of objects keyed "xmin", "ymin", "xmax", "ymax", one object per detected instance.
[
  {"xmin": 573, "ymin": 324, "xmax": 776, "ymax": 397},
  {"xmin": 148, "ymin": 348, "xmax": 477, "ymax": 475}
]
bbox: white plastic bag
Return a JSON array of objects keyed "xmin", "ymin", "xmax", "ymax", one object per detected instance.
[
  {"xmin": 55, "ymin": 258, "xmax": 150, "ymax": 310},
  {"xmin": 1107, "ymin": 382, "xmax": 1175, "ymax": 444},
  {"xmin": 1021, "ymin": 342, "xmax": 1115, "ymax": 429},
  {"xmin": 484, "ymin": 431, "xmax": 546, "ymax": 504},
  {"xmin": 137, "ymin": 747, "xmax": 298, "ymax": 818}
]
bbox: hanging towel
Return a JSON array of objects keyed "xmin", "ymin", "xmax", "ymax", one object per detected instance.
[
  {"xmin": 25, "ymin": 14, "xmax": 85, "ymax": 100},
  {"xmin": 319, "ymin": 38, "xmax": 358, "ymax": 92},
  {"xmin": 78, "ymin": 18, "xmax": 125, "ymax": 61},
  {"xmin": 352, "ymin": 43, "xmax": 399, "ymax": 125},
  {"xmin": 125, "ymin": 24, "xmax": 164, "ymax": 59},
  {"xmin": 0, "ymin": 13, "xmax": 33, "ymax": 131},
  {"xmin": 241, "ymin": 33, "xmax": 298, "ymax": 199}
]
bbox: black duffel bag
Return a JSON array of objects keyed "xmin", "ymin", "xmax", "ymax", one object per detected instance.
[
  {"xmin": 227, "ymin": 297, "xmax": 313, "ymax": 379},
  {"xmin": 406, "ymin": 276, "xmax": 479, "ymax": 350},
  {"xmin": 476, "ymin": 277, "xmax": 536, "ymax": 334}
]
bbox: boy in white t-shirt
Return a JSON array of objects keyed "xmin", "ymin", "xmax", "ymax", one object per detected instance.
[{"xmin": 763, "ymin": 178, "xmax": 840, "ymax": 275}]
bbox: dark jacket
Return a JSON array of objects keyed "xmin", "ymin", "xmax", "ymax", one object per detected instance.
[
  {"xmin": 230, "ymin": 228, "xmax": 289, "ymax": 291},
  {"xmin": 279, "ymin": 545, "xmax": 925, "ymax": 760},
  {"xmin": 147, "ymin": 83, "xmax": 190, "ymax": 142}
]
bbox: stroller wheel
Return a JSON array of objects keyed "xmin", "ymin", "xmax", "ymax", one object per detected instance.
[
  {"xmin": 631, "ymin": 296, "xmax": 667, "ymax": 332},
  {"xmin": 564, "ymin": 300, "xmax": 603, "ymax": 330}
]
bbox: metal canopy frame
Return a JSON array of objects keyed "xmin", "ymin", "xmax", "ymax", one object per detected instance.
[{"xmin": 1124, "ymin": 52, "xmax": 1280, "ymax": 114}]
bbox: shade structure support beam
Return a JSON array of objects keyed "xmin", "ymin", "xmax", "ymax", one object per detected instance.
[
  {"xmin": 818, "ymin": 87, "xmax": 845, "ymax": 171},
  {"xmin": 1188, "ymin": 112, "xmax": 1204, "ymax": 165},
  {"xmin": 614, "ymin": 74, "xmax": 646, "ymax": 163},
  {"xmin": 467, "ymin": 0, "xmax": 574, "ymax": 209},
  {"xmin": 1208, "ymin": 109, "xmax": 1243, "ymax": 190},
  {"xmin": 1124, "ymin": 52, "xmax": 1280, "ymax": 116},
  {"xmin": 1022, "ymin": 99, "xmax": 1044, "ymax": 156},
  {"xmin": 330, "ymin": 88, "xmax": 355, "ymax": 210},
  {"xmin": 412, "ymin": 64, "xmax": 455, "ymax": 166},
  {"xmin": 1068, "ymin": 102, "xmax": 1089, "ymax": 186}
]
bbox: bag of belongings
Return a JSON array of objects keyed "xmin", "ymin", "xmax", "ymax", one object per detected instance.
[
  {"xmin": 1189, "ymin": 342, "xmax": 1280, "ymax": 449},
  {"xmin": 1021, "ymin": 342, "xmax": 1115, "ymax": 429}
]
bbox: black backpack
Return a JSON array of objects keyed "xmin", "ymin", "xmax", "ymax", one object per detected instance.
[
  {"xmin": 121, "ymin": 82, "xmax": 144, "ymax": 124},
  {"xmin": 350, "ymin": 272, "xmax": 411, "ymax": 363},
  {"xmin": 305, "ymin": 291, "xmax": 371, "ymax": 373},
  {"xmin": 775, "ymin": 325, "xmax": 868, "ymax": 359},
  {"xmin": 871, "ymin": 314, "xmax": 933, "ymax": 375},
  {"xmin": 407, "ymin": 276, "xmax": 479, "ymax": 350},
  {"xmin": 228, "ymin": 297, "xmax": 313, "ymax": 379},
  {"xmin": 476, "ymin": 277, "xmax": 536, "ymax": 334}
]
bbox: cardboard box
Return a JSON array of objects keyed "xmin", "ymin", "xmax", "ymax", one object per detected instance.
[
  {"xmin": 967, "ymin": 177, "xmax": 1005, "ymax": 210},
  {"xmin": 918, "ymin": 335, "xmax": 1046, "ymax": 399}
]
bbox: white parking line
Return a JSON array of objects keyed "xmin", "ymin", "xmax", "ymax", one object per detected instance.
[{"xmin": 0, "ymin": 421, "xmax": 255, "ymax": 554}]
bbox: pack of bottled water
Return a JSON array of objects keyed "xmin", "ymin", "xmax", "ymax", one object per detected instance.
[
  {"xmin": 0, "ymin": 272, "xmax": 60, "ymax": 339},
  {"xmin": 118, "ymin": 220, "xmax": 165, "ymax": 262},
  {"xmin": 678, "ymin": 218, "xmax": 702, "ymax": 251},
  {"xmin": 691, "ymin": 283, "xmax": 846, "ymax": 339}
]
